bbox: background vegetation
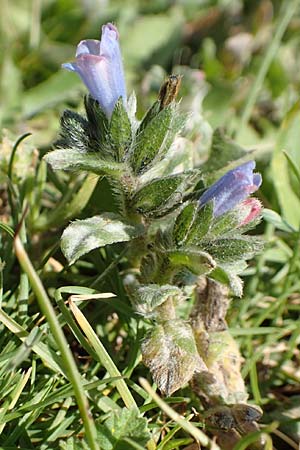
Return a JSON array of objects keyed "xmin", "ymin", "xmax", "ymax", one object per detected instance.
[{"xmin": 0, "ymin": 0, "xmax": 300, "ymax": 448}]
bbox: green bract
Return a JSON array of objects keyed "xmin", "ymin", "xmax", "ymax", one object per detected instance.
[{"xmin": 131, "ymin": 171, "xmax": 200, "ymax": 217}]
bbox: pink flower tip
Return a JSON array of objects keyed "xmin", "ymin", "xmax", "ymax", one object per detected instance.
[{"xmin": 239, "ymin": 198, "xmax": 262, "ymax": 226}]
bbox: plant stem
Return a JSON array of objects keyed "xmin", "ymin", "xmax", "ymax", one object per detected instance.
[
  {"xmin": 7, "ymin": 133, "xmax": 31, "ymax": 225},
  {"xmin": 156, "ymin": 297, "xmax": 176, "ymax": 321},
  {"xmin": 236, "ymin": 0, "xmax": 300, "ymax": 138},
  {"xmin": 18, "ymin": 216, "xmax": 29, "ymax": 319},
  {"xmin": 14, "ymin": 236, "xmax": 100, "ymax": 450}
]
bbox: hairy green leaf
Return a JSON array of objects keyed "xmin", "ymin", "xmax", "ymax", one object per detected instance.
[
  {"xmin": 210, "ymin": 210, "xmax": 241, "ymax": 237},
  {"xmin": 132, "ymin": 171, "xmax": 199, "ymax": 217},
  {"xmin": 185, "ymin": 203, "xmax": 214, "ymax": 245},
  {"xmin": 44, "ymin": 149, "xmax": 125, "ymax": 176},
  {"xmin": 56, "ymin": 109, "xmax": 90, "ymax": 152},
  {"xmin": 132, "ymin": 284, "xmax": 182, "ymax": 317},
  {"xmin": 160, "ymin": 110, "xmax": 186, "ymax": 159},
  {"xmin": 130, "ymin": 104, "xmax": 173, "ymax": 174},
  {"xmin": 142, "ymin": 320, "xmax": 206, "ymax": 396},
  {"xmin": 138, "ymin": 100, "xmax": 161, "ymax": 133},
  {"xmin": 209, "ymin": 263, "xmax": 247, "ymax": 297},
  {"xmin": 61, "ymin": 213, "xmax": 144, "ymax": 264},
  {"xmin": 84, "ymin": 95, "xmax": 109, "ymax": 147},
  {"xmin": 109, "ymin": 98, "xmax": 132, "ymax": 161},
  {"xmin": 202, "ymin": 237, "xmax": 263, "ymax": 264},
  {"xmin": 173, "ymin": 202, "xmax": 197, "ymax": 246},
  {"xmin": 168, "ymin": 249, "xmax": 216, "ymax": 275}
]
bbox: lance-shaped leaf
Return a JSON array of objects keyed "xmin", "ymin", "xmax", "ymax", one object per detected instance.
[
  {"xmin": 186, "ymin": 202, "xmax": 214, "ymax": 244},
  {"xmin": 44, "ymin": 149, "xmax": 125, "ymax": 177},
  {"xmin": 167, "ymin": 249, "xmax": 216, "ymax": 276},
  {"xmin": 210, "ymin": 209, "xmax": 243, "ymax": 237},
  {"xmin": 137, "ymin": 111, "xmax": 187, "ymax": 182},
  {"xmin": 142, "ymin": 319, "xmax": 206, "ymax": 396},
  {"xmin": 140, "ymin": 136, "xmax": 195, "ymax": 183},
  {"xmin": 210, "ymin": 201, "xmax": 262, "ymax": 238},
  {"xmin": 173, "ymin": 202, "xmax": 196, "ymax": 246},
  {"xmin": 129, "ymin": 104, "xmax": 174, "ymax": 174},
  {"xmin": 173, "ymin": 202, "xmax": 213, "ymax": 247},
  {"xmin": 84, "ymin": 95, "xmax": 109, "ymax": 150},
  {"xmin": 109, "ymin": 98, "xmax": 132, "ymax": 162},
  {"xmin": 132, "ymin": 284, "xmax": 182, "ymax": 317},
  {"xmin": 61, "ymin": 213, "xmax": 144, "ymax": 264},
  {"xmin": 160, "ymin": 111, "xmax": 186, "ymax": 160},
  {"xmin": 138, "ymin": 100, "xmax": 161, "ymax": 133},
  {"xmin": 56, "ymin": 109, "xmax": 90, "ymax": 152},
  {"xmin": 201, "ymin": 236, "xmax": 263, "ymax": 264},
  {"xmin": 131, "ymin": 171, "xmax": 200, "ymax": 217}
]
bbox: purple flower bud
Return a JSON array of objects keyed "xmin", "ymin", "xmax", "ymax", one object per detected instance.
[
  {"xmin": 199, "ymin": 161, "xmax": 262, "ymax": 217},
  {"xmin": 62, "ymin": 23, "xmax": 126, "ymax": 118}
]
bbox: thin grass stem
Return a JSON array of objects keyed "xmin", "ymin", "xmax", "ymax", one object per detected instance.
[
  {"xmin": 69, "ymin": 298, "xmax": 138, "ymax": 410},
  {"xmin": 139, "ymin": 377, "xmax": 218, "ymax": 449},
  {"xmin": 14, "ymin": 236, "xmax": 100, "ymax": 450}
]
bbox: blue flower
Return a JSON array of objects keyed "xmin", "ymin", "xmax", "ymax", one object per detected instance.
[
  {"xmin": 199, "ymin": 161, "xmax": 262, "ymax": 217},
  {"xmin": 62, "ymin": 23, "xmax": 126, "ymax": 118}
]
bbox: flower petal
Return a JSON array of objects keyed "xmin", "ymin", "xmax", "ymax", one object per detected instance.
[
  {"xmin": 100, "ymin": 23, "xmax": 120, "ymax": 57},
  {"xmin": 253, "ymin": 173, "xmax": 262, "ymax": 188},
  {"xmin": 76, "ymin": 39, "xmax": 101, "ymax": 57},
  {"xmin": 214, "ymin": 183, "xmax": 254, "ymax": 216},
  {"xmin": 100, "ymin": 23, "xmax": 126, "ymax": 105},
  {"xmin": 239, "ymin": 198, "xmax": 262, "ymax": 225},
  {"xmin": 69, "ymin": 54, "xmax": 117, "ymax": 117},
  {"xmin": 62, "ymin": 62, "xmax": 77, "ymax": 72},
  {"xmin": 199, "ymin": 160, "xmax": 262, "ymax": 217}
]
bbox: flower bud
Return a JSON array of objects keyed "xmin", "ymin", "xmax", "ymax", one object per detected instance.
[
  {"xmin": 62, "ymin": 23, "xmax": 126, "ymax": 118},
  {"xmin": 239, "ymin": 198, "xmax": 262, "ymax": 226},
  {"xmin": 199, "ymin": 161, "xmax": 262, "ymax": 217}
]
